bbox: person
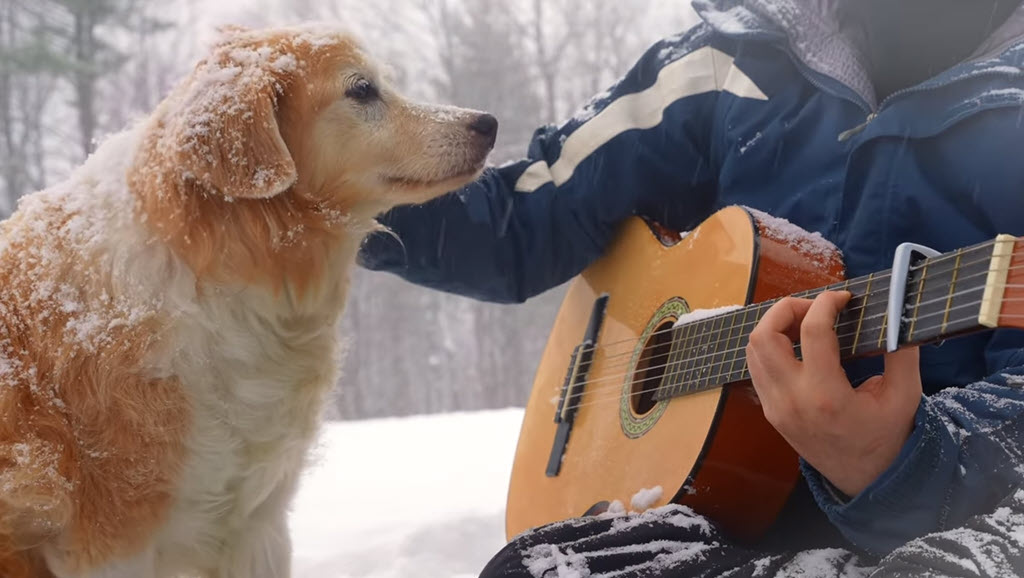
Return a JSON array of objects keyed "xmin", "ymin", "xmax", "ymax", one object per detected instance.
[{"xmin": 358, "ymin": 0, "xmax": 1024, "ymax": 574}]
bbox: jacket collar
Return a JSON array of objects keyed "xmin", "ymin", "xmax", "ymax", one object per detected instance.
[
  {"xmin": 973, "ymin": 3, "xmax": 1024, "ymax": 60},
  {"xmin": 692, "ymin": 0, "xmax": 1024, "ymax": 109}
]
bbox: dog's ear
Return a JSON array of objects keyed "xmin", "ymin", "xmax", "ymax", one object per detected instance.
[{"xmin": 168, "ymin": 37, "xmax": 298, "ymax": 199}]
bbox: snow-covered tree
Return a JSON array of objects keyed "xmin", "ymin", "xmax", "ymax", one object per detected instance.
[{"xmin": 0, "ymin": 0, "xmax": 64, "ymax": 212}]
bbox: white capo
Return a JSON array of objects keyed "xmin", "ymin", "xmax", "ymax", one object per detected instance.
[{"xmin": 886, "ymin": 243, "xmax": 940, "ymax": 352}]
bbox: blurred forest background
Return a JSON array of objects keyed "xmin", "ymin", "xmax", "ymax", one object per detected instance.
[{"xmin": 0, "ymin": 0, "xmax": 697, "ymax": 418}]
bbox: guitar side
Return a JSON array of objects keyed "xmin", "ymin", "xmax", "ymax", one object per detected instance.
[{"xmin": 505, "ymin": 206, "xmax": 845, "ymax": 542}]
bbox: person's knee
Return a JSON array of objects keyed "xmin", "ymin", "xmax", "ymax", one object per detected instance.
[{"xmin": 478, "ymin": 539, "xmax": 534, "ymax": 578}]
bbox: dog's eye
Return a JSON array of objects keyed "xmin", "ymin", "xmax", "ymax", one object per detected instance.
[{"xmin": 345, "ymin": 78, "xmax": 378, "ymax": 103}]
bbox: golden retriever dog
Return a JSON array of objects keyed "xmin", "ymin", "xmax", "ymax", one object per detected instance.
[{"xmin": 0, "ymin": 24, "xmax": 495, "ymax": 577}]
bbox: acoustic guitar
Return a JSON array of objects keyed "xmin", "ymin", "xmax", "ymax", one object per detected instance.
[{"xmin": 505, "ymin": 205, "xmax": 1024, "ymax": 542}]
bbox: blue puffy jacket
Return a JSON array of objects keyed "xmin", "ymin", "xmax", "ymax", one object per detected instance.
[{"xmin": 360, "ymin": 0, "xmax": 1024, "ymax": 554}]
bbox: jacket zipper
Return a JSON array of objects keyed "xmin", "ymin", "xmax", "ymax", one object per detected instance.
[
  {"xmin": 782, "ymin": 50, "xmax": 876, "ymax": 141},
  {"xmin": 785, "ymin": 52, "xmax": 872, "ymax": 115},
  {"xmin": 838, "ymin": 83, "xmax": 928, "ymax": 142},
  {"xmin": 837, "ymin": 113, "xmax": 877, "ymax": 141}
]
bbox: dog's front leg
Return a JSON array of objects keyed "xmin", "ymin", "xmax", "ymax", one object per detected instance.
[{"xmin": 216, "ymin": 502, "xmax": 291, "ymax": 578}]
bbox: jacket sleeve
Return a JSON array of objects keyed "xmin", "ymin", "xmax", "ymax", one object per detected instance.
[
  {"xmin": 803, "ymin": 329, "xmax": 1024, "ymax": 554},
  {"xmin": 358, "ymin": 25, "xmax": 735, "ymax": 303}
]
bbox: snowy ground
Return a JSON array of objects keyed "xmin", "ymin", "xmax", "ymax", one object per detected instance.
[{"xmin": 289, "ymin": 409, "xmax": 525, "ymax": 578}]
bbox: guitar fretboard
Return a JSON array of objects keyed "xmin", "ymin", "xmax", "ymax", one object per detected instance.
[{"xmin": 652, "ymin": 240, "xmax": 996, "ymax": 400}]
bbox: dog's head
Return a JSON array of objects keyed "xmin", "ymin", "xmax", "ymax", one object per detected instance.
[{"xmin": 131, "ymin": 25, "xmax": 496, "ymax": 291}]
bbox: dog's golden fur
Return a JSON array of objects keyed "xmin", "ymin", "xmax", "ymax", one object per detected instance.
[{"xmin": 0, "ymin": 25, "xmax": 494, "ymax": 577}]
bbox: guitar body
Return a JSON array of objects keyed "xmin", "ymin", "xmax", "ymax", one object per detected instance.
[{"xmin": 506, "ymin": 206, "xmax": 846, "ymax": 541}]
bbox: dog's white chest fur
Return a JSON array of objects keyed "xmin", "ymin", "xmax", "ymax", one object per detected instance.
[{"xmin": 152, "ymin": 272, "xmax": 349, "ymax": 576}]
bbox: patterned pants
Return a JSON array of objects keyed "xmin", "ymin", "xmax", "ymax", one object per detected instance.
[{"xmin": 480, "ymin": 487, "xmax": 1024, "ymax": 578}]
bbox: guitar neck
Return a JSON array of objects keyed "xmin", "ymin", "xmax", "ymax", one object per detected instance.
[{"xmin": 656, "ymin": 237, "xmax": 1015, "ymax": 399}]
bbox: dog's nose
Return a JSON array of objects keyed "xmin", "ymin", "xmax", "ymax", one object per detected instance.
[{"xmin": 468, "ymin": 114, "xmax": 498, "ymax": 147}]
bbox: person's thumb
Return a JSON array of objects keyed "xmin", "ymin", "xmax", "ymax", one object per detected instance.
[{"xmin": 882, "ymin": 346, "xmax": 923, "ymax": 403}]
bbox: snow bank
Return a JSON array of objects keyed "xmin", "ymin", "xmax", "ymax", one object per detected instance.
[{"xmin": 289, "ymin": 409, "xmax": 525, "ymax": 577}]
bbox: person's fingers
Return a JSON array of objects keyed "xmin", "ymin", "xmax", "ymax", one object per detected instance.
[
  {"xmin": 882, "ymin": 346, "xmax": 920, "ymax": 387},
  {"xmin": 871, "ymin": 346, "xmax": 923, "ymax": 407},
  {"xmin": 745, "ymin": 344, "xmax": 791, "ymax": 427},
  {"xmin": 798, "ymin": 291, "xmax": 851, "ymax": 384},
  {"xmin": 757, "ymin": 297, "xmax": 812, "ymax": 343},
  {"xmin": 746, "ymin": 298, "xmax": 806, "ymax": 395}
]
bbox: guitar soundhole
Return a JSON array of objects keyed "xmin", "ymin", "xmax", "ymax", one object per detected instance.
[{"xmin": 631, "ymin": 320, "xmax": 674, "ymax": 416}]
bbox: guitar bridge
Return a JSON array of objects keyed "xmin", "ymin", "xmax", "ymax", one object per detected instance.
[{"xmin": 546, "ymin": 294, "xmax": 608, "ymax": 477}]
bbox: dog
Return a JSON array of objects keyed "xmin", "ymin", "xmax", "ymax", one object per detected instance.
[{"xmin": 0, "ymin": 24, "xmax": 496, "ymax": 577}]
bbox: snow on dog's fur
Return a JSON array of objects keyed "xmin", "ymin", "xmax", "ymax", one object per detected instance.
[{"xmin": 0, "ymin": 25, "xmax": 495, "ymax": 577}]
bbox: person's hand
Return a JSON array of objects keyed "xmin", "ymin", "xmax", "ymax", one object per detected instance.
[{"xmin": 745, "ymin": 291, "xmax": 923, "ymax": 497}]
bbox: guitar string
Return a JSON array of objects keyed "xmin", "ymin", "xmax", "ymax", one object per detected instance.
[
  {"xmin": 589, "ymin": 251, "xmax": 1010, "ymax": 358},
  {"xmin": 566, "ymin": 308, "xmax": 1024, "ymax": 416},
  {"xmin": 562, "ymin": 307, "xmax": 980, "ymax": 414},
  {"xmin": 906, "ymin": 241, "xmax": 995, "ymax": 269},
  {"xmin": 588, "ymin": 272, "xmax": 1002, "ymax": 378},
  {"xmin": 559, "ymin": 293, "xmax": 1024, "ymax": 411},
  {"xmin": 590, "ymin": 281, "xmax": 984, "ymax": 372},
  {"xmin": 564, "ymin": 294, "xmax": 1001, "ymax": 407},
  {"xmin": 585, "ymin": 282, "xmax": 974, "ymax": 377},
  {"xmin": 585, "ymin": 251, "xmax": 1005, "ymax": 357}
]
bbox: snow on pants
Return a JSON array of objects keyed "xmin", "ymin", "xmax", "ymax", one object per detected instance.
[{"xmin": 479, "ymin": 487, "xmax": 1024, "ymax": 578}]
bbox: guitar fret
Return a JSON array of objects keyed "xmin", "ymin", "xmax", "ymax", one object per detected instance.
[
  {"xmin": 698, "ymin": 317, "xmax": 713, "ymax": 388},
  {"xmin": 738, "ymin": 305, "xmax": 754, "ymax": 381},
  {"xmin": 694, "ymin": 317, "xmax": 709, "ymax": 390},
  {"xmin": 722, "ymin": 313, "xmax": 736, "ymax": 386},
  {"xmin": 674, "ymin": 325, "xmax": 690, "ymax": 397},
  {"xmin": 703, "ymin": 314, "xmax": 720, "ymax": 390},
  {"xmin": 727, "ymin": 308, "xmax": 745, "ymax": 382},
  {"xmin": 721, "ymin": 311, "xmax": 744, "ymax": 387},
  {"xmin": 907, "ymin": 261, "xmax": 929, "ymax": 342},
  {"xmin": 664, "ymin": 325, "xmax": 686, "ymax": 398},
  {"xmin": 704, "ymin": 311, "xmax": 737, "ymax": 393},
  {"xmin": 835, "ymin": 279, "xmax": 856, "ymax": 356},
  {"xmin": 697, "ymin": 318, "xmax": 713, "ymax": 390},
  {"xmin": 940, "ymin": 249, "xmax": 963, "ymax": 334},
  {"xmin": 698, "ymin": 317, "xmax": 714, "ymax": 389},
  {"xmin": 706, "ymin": 316, "xmax": 719, "ymax": 386},
  {"xmin": 853, "ymin": 272, "xmax": 890, "ymax": 356},
  {"xmin": 681, "ymin": 318, "xmax": 700, "ymax": 393},
  {"xmin": 878, "ymin": 302, "xmax": 888, "ymax": 350},
  {"xmin": 671, "ymin": 319, "xmax": 696, "ymax": 397},
  {"xmin": 739, "ymin": 302, "xmax": 768, "ymax": 381},
  {"xmin": 702, "ymin": 315, "xmax": 725, "ymax": 392},
  {"xmin": 709, "ymin": 314, "xmax": 727, "ymax": 388},
  {"xmin": 908, "ymin": 257, "xmax": 947, "ymax": 343},
  {"xmin": 850, "ymin": 273, "xmax": 873, "ymax": 355},
  {"xmin": 947, "ymin": 247, "xmax": 993, "ymax": 335},
  {"xmin": 676, "ymin": 321, "xmax": 690, "ymax": 395}
]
